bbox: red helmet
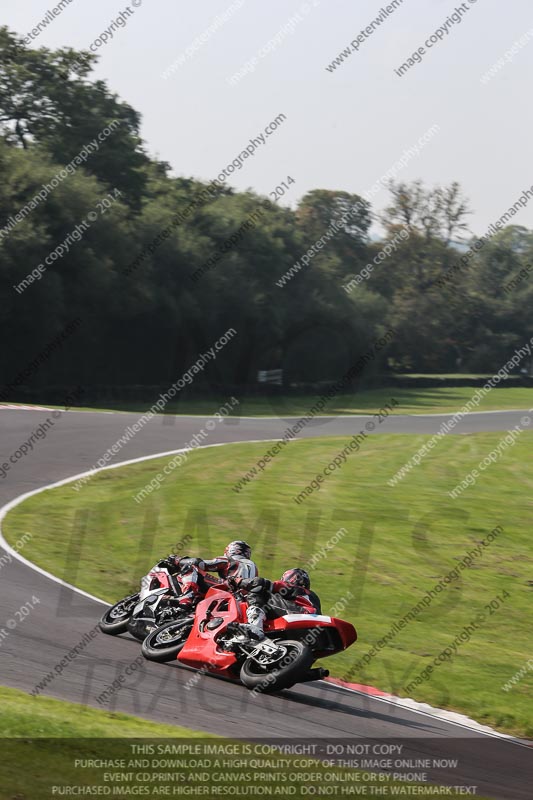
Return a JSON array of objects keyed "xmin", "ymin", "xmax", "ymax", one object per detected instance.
[
  {"xmin": 224, "ymin": 540, "xmax": 252, "ymax": 559},
  {"xmin": 281, "ymin": 568, "xmax": 310, "ymax": 589}
]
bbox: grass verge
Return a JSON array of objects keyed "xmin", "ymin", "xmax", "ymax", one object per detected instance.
[
  {"xmin": 3, "ymin": 433, "xmax": 532, "ymax": 737},
  {"xmin": 0, "ymin": 686, "xmax": 214, "ymax": 798},
  {"xmin": 0, "ymin": 685, "xmax": 208, "ymax": 738},
  {"xmin": 5, "ymin": 385, "xmax": 533, "ymax": 416},
  {"xmin": 0, "ymin": 687, "xmax": 493, "ymax": 799}
]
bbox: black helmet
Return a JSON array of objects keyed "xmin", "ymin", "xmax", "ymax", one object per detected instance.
[
  {"xmin": 224, "ymin": 540, "xmax": 252, "ymax": 559},
  {"xmin": 281, "ymin": 568, "xmax": 310, "ymax": 589}
]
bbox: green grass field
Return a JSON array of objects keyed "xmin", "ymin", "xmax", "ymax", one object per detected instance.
[
  {"xmin": 0, "ymin": 686, "xmax": 207, "ymax": 738},
  {"xmin": 4, "ymin": 433, "xmax": 532, "ymax": 738},
  {"xmin": 11, "ymin": 384, "xmax": 533, "ymax": 416},
  {"xmin": 0, "ymin": 687, "xmax": 492, "ymax": 800},
  {"xmin": 0, "ymin": 687, "xmax": 214, "ymax": 799}
]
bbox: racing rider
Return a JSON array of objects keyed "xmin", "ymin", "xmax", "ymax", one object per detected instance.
[
  {"xmin": 234, "ymin": 568, "xmax": 321, "ymax": 640},
  {"xmin": 165, "ymin": 540, "xmax": 258, "ymax": 612}
]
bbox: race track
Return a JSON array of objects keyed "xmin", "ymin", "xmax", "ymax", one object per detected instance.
[{"xmin": 0, "ymin": 407, "xmax": 531, "ymax": 799}]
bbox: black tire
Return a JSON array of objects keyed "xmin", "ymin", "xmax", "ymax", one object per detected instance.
[
  {"xmin": 240, "ymin": 639, "xmax": 313, "ymax": 693},
  {"xmin": 141, "ymin": 618, "xmax": 193, "ymax": 663},
  {"xmin": 99, "ymin": 593, "xmax": 140, "ymax": 635}
]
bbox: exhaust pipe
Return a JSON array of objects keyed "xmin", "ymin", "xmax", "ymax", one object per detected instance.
[{"xmin": 300, "ymin": 667, "xmax": 330, "ymax": 683}]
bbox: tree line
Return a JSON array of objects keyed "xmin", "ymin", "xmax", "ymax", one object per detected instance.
[{"xmin": 1, "ymin": 26, "xmax": 532, "ymax": 403}]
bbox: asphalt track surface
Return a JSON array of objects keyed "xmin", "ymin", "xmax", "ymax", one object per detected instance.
[{"xmin": 0, "ymin": 407, "xmax": 532, "ymax": 799}]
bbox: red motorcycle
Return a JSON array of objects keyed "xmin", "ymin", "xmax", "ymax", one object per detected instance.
[{"xmin": 141, "ymin": 582, "xmax": 357, "ymax": 693}]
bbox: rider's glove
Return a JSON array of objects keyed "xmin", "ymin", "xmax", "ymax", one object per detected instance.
[
  {"xmin": 177, "ymin": 557, "xmax": 202, "ymax": 569},
  {"xmin": 161, "ymin": 554, "xmax": 193, "ymax": 571},
  {"xmin": 159, "ymin": 554, "xmax": 180, "ymax": 571}
]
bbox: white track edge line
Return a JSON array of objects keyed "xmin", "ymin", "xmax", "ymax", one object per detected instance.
[
  {"xmin": 2, "ymin": 406, "xmax": 532, "ymax": 419},
  {"xmin": 0, "ymin": 439, "xmax": 526, "ymax": 743},
  {"xmin": 322, "ymin": 682, "xmax": 526, "ymax": 745},
  {"xmin": 0, "ymin": 441, "xmax": 276, "ymax": 606}
]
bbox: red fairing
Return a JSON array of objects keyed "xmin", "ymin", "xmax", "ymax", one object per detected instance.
[
  {"xmin": 294, "ymin": 596, "xmax": 317, "ymax": 613},
  {"xmin": 268, "ymin": 615, "xmax": 357, "ymax": 650},
  {"xmin": 177, "ymin": 585, "xmax": 358, "ymax": 680},
  {"xmin": 177, "ymin": 587, "xmax": 247, "ymax": 676},
  {"xmin": 334, "ymin": 618, "xmax": 358, "ymax": 648}
]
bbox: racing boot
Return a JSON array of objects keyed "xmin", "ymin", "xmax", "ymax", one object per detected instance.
[
  {"xmin": 242, "ymin": 605, "xmax": 267, "ymax": 640},
  {"xmin": 226, "ymin": 607, "xmax": 266, "ymax": 642}
]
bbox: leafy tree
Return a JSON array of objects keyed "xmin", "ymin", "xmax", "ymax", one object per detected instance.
[
  {"xmin": 296, "ymin": 189, "xmax": 370, "ymax": 260},
  {"xmin": 0, "ymin": 27, "xmax": 150, "ymax": 202},
  {"xmin": 0, "ymin": 30, "xmax": 531, "ymax": 396},
  {"xmin": 383, "ymin": 180, "xmax": 471, "ymax": 244}
]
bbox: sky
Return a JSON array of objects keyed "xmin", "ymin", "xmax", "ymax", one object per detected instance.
[{"xmin": 3, "ymin": 0, "xmax": 533, "ymax": 238}]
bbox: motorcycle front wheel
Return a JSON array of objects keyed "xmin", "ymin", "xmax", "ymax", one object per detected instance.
[
  {"xmin": 99, "ymin": 593, "xmax": 140, "ymax": 635},
  {"xmin": 240, "ymin": 639, "xmax": 313, "ymax": 693},
  {"xmin": 141, "ymin": 618, "xmax": 193, "ymax": 662}
]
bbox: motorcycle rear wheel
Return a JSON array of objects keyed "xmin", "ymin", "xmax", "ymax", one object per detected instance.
[
  {"xmin": 240, "ymin": 639, "xmax": 313, "ymax": 693},
  {"xmin": 99, "ymin": 593, "xmax": 140, "ymax": 635},
  {"xmin": 141, "ymin": 618, "xmax": 193, "ymax": 662}
]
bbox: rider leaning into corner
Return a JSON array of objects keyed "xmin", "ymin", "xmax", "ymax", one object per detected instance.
[
  {"xmin": 162, "ymin": 544, "xmax": 321, "ymax": 641},
  {"xmin": 164, "ymin": 538, "xmax": 258, "ymax": 609},
  {"xmin": 234, "ymin": 568, "xmax": 322, "ymax": 640}
]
